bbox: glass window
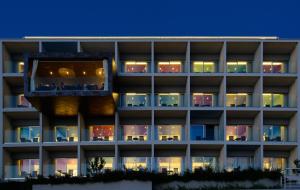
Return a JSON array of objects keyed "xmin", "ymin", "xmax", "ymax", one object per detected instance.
[
  {"xmin": 17, "ymin": 159, "xmax": 39, "ymax": 177},
  {"xmin": 87, "ymin": 157, "xmax": 113, "ymax": 173},
  {"xmin": 124, "ymin": 93, "xmax": 148, "ymax": 107},
  {"xmin": 263, "ymin": 62, "xmax": 286, "ymax": 73},
  {"xmin": 227, "ymin": 157, "xmax": 253, "ymax": 171},
  {"xmin": 157, "ymin": 125, "xmax": 182, "ymax": 141},
  {"xmin": 158, "ymin": 61, "xmax": 182, "ymax": 73},
  {"xmin": 227, "ymin": 61, "xmax": 247, "ymax": 73},
  {"xmin": 17, "ymin": 61, "xmax": 24, "ymax": 73},
  {"xmin": 263, "ymin": 93, "xmax": 286, "ymax": 107},
  {"xmin": 17, "ymin": 94, "xmax": 31, "ymax": 107},
  {"xmin": 157, "ymin": 157, "xmax": 182, "ymax": 175},
  {"xmin": 158, "ymin": 93, "xmax": 180, "ymax": 107},
  {"xmin": 55, "ymin": 126, "xmax": 78, "ymax": 142},
  {"xmin": 263, "ymin": 125, "xmax": 287, "ymax": 142},
  {"xmin": 226, "ymin": 93, "xmax": 249, "ymax": 107},
  {"xmin": 263, "ymin": 157, "xmax": 287, "ymax": 171},
  {"xmin": 55, "ymin": 158, "xmax": 77, "ymax": 176},
  {"xmin": 192, "ymin": 93, "xmax": 213, "ymax": 107},
  {"xmin": 124, "ymin": 61, "xmax": 147, "ymax": 73},
  {"xmin": 226, "ymin": 125, "xmax": 250, "ymax": 141},
  {"xmin": 190, "ymin": 125, "xmax": 215, "ymax": 140},
  {"xmin": 122, "ymin": 157, "xmax": 148, "ymax": 171},
  {"xmin": 192, "ymin": 157, "xmax": 217, "ymax": 171},
  {"xmin": 192, "ymin": 61, "xmax": 215, "ymax": 73},
  {"xmin": 122, "ymin": 125, "xmax": 149, "ymax": 141},
  {"xmin": 18, "ymin": 126, "xmax": 40, "ymax": 143},
  {"xmin": 89, "ymin": 125, "xmax": 114, "ymax": 141}
]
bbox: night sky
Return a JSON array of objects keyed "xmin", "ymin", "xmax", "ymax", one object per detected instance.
[{"xmin": 0, "ymin": 0, "xmax": 299, "ymax": 38}]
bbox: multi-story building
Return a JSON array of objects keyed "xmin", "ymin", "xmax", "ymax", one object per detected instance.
[{"xmin": 0, "ymin": 36, "xmax": 299, "ymax": 179}]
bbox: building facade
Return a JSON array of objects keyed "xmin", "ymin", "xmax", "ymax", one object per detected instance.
[{"xmin": 0, "ymin": 36, "xmax": 299, "ymax": 179}]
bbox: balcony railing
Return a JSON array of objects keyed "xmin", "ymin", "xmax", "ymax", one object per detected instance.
[
  {"xmin": 226, "ymin": 125, "xmax": 252, "ymax": 141},
  {"xmin": 156, "ymin": 125, "xmax": 183, "ymax": 141},
  {"xmin": 17, "ymin": 126, "xmax": 40, "ymax": 143},
  {"xmin": 5, "ymin": 159, "xmax": 39, "ymax": 179},
  {"xmin": 263, "ymin": 61, "xmax": 287, "ymax": 73},
  {"xmin": 263, "ymin": 125, "xmax": 288, "ymax": 142},
  {"xmin": 122, "ymin": 61, "xmax": 149, "ymax": 73},
  {"xmin": 54, "ymin": 126, "xmax": 78, "ymax": 142},
  {"xmin": 120, "ymin": 125, "xmax": 149, "ymax": 141},
  {"xmin": 191, "ymin": 61, "xmax": 216, "ymax": 73},
  {"xmin": 88, "ymin": 125, "xmax": 114, "ymax": 141},
  {"xmin": 192, "ymin": 93, "xmax": 216, "ymax": 107},
  {"xmin": 157, "ymin": 61, "xmax": 184, "ymax": 73},
  {"xmin": 226, "ymin": 93, "xmax": 251, "ymax": 107},
  {"xmin": 120, "ymin": 93, "xmax": 150, "ymax": 107},
  {"xmin": 190, "ymin": 125, "xmax": 216, "ymax": 140},
  {"xmin": 263, "ymin": 93, "xmax": 288, "ymax": 108},
  {"xmin": 226, "ymin": 61, "xmax": 250, "ymax": 73}
]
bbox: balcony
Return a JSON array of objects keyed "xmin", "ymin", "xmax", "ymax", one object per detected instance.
[
  {"xmin": 192, "ymin": 93, "xmax": 215, "ymax": 107},
  {"xmin": 263, "ymin": 157, "xmax": 287, "ymax": 171},
  {"xmin": 24, "ymin": 53, "xmax": 115, "ymax": 116},
  {"xmin": 263, "ymin": 93, "xmax": 287, "ymax": 108},
  {"xmin": 120, "ymin": 93, "xmax": 150, "ymax": 107},
  {"xmin": 192, "ymin": 157, "xmax": 217, "ymax": 171},
  {"xmin": 54, "ymin": 158, "xmax": 78, "ymax": 176},
  {"xmin": 227, "ymin": 156, "xmax": 253, "ymax": 171},
  {"xmin": 226, "ymin": 93, "xmax": 251, "ymax": 107},
  {"xmin": 121, "ymin": 157, "xmax": 149, "ymax": 171},
  {"xmin": 226, "ymin": 125, "xmax": 252, "ymax": 141},
  {"xmin": 5, "ymin": 159, "xmax": 39, "ymax": 179},
  {"xmin": 54, "ymin": 126, "xmax": 78, "ymax": 142},
  {"xmin": 156, "ymin": 157, "xmax": 183, "ymax": 175},
  {"xmin": 4, "ymin": 94, "xmax": 32, "ymax": 108},
  {"xmin": 88, "ymin": 125, "xmax": 114, "ymax": 141},
  {"xmin": 263, "ymin": 125, "xmax": 287, "ymax": 142},
  {"xmin": 156, "ymin": 125, "xmax": 182, "ymax": 141},
  {"xmin": 121, "ymin": 125, "xmax": 149, "ymax": 141},
  {"xmin": 190, "ymin": 125, "xmax": 215, "ymax": 141},
  {"xmin": 17, "ymin": 126, "xmax": 40, "ymax": 143},
  {"xmin": 156, "ymin": 93, "xmax": 183, "ymax": 107},
  {"xmin": 192, "ymin": 61, "xmax": 216, "ymax": 73}
]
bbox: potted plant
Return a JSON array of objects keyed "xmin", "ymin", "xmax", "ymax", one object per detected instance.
[{"xmin": 87, "ymin": 157, "xmax": 106, "ymax": 176}]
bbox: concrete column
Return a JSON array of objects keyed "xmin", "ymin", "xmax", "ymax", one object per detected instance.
[{"xmin": 151, "ymin": 41, "xmax": 154, "ymax": 73}]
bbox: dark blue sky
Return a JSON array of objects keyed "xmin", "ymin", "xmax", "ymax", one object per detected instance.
[{"xmin": 1, "ymin": 0, "xmax": 299, "ymax": 38}]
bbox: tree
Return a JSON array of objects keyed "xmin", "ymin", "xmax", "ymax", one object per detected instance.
[{"xmin": 87, "ymin": 157, "xmax": 106, "ymax": 176}]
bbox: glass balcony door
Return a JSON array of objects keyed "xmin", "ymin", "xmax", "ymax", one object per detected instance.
[
  {"xmin": 190, "ymin": 125, "xmax": 215, "ymax": 140},
  {"xmin": 55, "ymin": 158, "xmax": 78, "ymax": 176},
  {"xmin": 192, "ymin": 93, "xmax": 214, "ymax": 107},
  {"xmin": 157, "ymin": 157, "xmax": 182, "ymax": 174},
  {"xmin": 55, "ymin": 126, "xmax": 78, "ymax": 142},
  {"xmin": 17, "ymin": 159, "xmax": 39, "ymax": 177},
  {"xmin": 157, "ymin": 93, "xmax": 181, "ymax": 107},
  {"xmin": 227, "ymin": 157, "xmax": 253, "ymax": 171},
  {"xmin": 192, "ymin": 157, "xmax": 217, "ymax": 171},
  {"xmin": 122, "ymin": 157, "xmax": 149, "ymax": 171},
  {"xmin": 89, "ymin": 125, "xmax": 114, "ymax": 141},
  {"xmin": 263, "ymin": 62, "xmax": 286, "ymax": 73},
  {"xmin": 226, "ymin": 125, "xmax": 251, "ymax": 141},
  {"xmin": 158, "ymin": 61, "xmax": 182, "ymax": 73},
  {"xmin": 226, "ymin": 93, "xmax": 250, "ymax": 107},
  {"xmin": 227, "ymin": 61, "xmax": 248, "ymax": 73},
  {"xmin": 122, "ymin": 125, "xmax": 149, "ymax": 141},
  {"xmin": 192, "ymin": 61, "xmax": 215, "ymax": 73},
  {"xmin": 263, "ymin": 125, "xmax": 287, "ymax": 142},
  {"xmin": 17, "ymin": 126, "xmax": 40, "ymax": 143},
  {"xmin": 263, "ymin": 157, "xmax": 287, "ymax": 171},
  {"xmin": 263, "ymin": 93, "xmax": 286, "ymax": 107},
  {"xmin": 157, "ymin": 125, "xmax": 182, "ymax": 141},
  {"xmin": 123, "ymin": 93, "xmax": 149, "ymax": 107},
  {"xmin": 124, "ymin": 61, "xmax": 148, "ymax": 73}
]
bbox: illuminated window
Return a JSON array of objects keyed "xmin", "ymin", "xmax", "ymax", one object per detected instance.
[
  {"xmin": 227, "ymin": 61, "xmax": 248, "ymax": 73},
  {"xmin": 122, "ymin": 125, "xmax": 149, "ymax": 141},
  {"xmin": 192, "ymin": 157, "xmax": 217, "ymax": 171},
  {"xmin": 87, "ymin": 157, "xmax": 113, "ymax": 172},
  {"xmin": 158, "ymin": 93, "xmax": 181, "ymax": 107},
  {"xmin": 17, "ymin": 159, "xmax": 39, "ymax": 177},
  {"xmin": 263, "ymin": 125, "xmax": 287, "ymax": 142},
  {"xmin": 226, "ymin": 125, "xmax": 251, "ymax": 141},
  {"xmin": 263, "ymin": 62, "xmax": 286, "ymax": 73},
  {"xmin": 263, "ymin": 93, "xmax": 286, "ymax": 107},
  {"xmin": 55, "ymin": 126, "xmax": 78, "ymax": 142},
  {"xmin": 89, "ymin": 125, "xmax": 114, "ymax": 141},
  {"xmin": 226, "ymin": 93, "xmax": 250, "ymax": 107},
  {"xmin": 192, "ymin": 61, "xmax": 215, "ymax": 73},
  {"xmin": 227, "ymin": 157, "xmax": 253, "ymax": 171},
  {"xmin": 158, "ymin": 61, "xmax": 182, "ymax": 73},
  {"xmin": 157, "ymin": 125, "xmax": 182, "ymax": 141},
  {"xmin": 157, "ymin": 157, "xmax": 182, "ymax": 174},
  {"xmin": 17, "ymin": 94, "xmax": 31, "ymax": 107},
  {"xmin": 190, "ymin": 125, "xmax": 215, "ymax": 140},
  {"xmin": 124, "ymin": 93, "xmax": 149, "ymax": 107},
  {"xmin": 192, "ymin": 93, "xmax": 214, "ymax": 107},
  {"xmin": 125, "ymin": 61, "xmax": 147, "ymax": 73},
  {"xmin": 55, "ymin": 158, "xmax": 77, "ymax": 176},
  {"xmin": 122, "ymin": 157, "xmax": 149, "ymax": 171},
  {"xmin": 263, "ymin": 157, "xmax": 287, "ymax": 171},
  {"xmin": 17, "ymin": 126, "xmax": 40, "ymax": 143},
  {"xmin": 18, "ymin": 61, "xmax": 24, "ymax": 73}
]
